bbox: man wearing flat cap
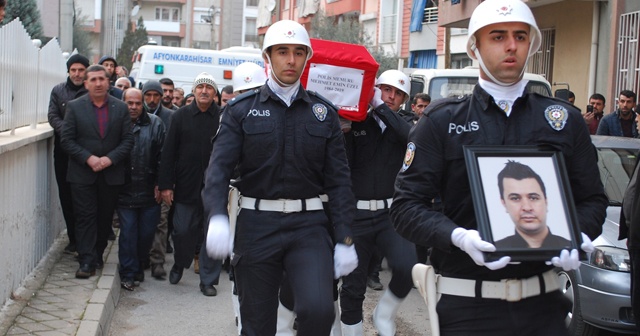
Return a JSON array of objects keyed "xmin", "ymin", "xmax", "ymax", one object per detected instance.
[
  {"xmin": 158, "ymin": 73, "xmax": 223, "ymax": 296},
  {"xmin": 47, "ymin": 54, "xmax": 90, "ymax": 255}
]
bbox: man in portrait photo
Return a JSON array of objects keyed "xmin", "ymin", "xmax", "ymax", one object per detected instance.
[{"xmin": 494, "ymin": 161, "xmax": 571, "ymax": 249}]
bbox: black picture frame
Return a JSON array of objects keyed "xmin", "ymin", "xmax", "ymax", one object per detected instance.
[{"xmin": 464, "ymin": 146, "xmax": 584, "ymax": 262}]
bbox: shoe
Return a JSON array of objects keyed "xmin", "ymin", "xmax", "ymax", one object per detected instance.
[
  {"xmin": 194, "ymin": 254, "xmax": 200, "ymax": 274},
  {"xmin": 75, "ymin": 264, "xmax": 96, "ymax": 279},
  {"xmin": 95, "ymin": 260, "xmax": 104, "ymax": 270},
  {"xmin": 367, "ymin": 276, "xmax": 384, "ymax": 291},
  {"xmin": 121, "ymin": 279, "xmax": 135, "ymax": 291},
  {"xmin": 373, "ymin": 289, "xmax": 403, "ymax": 336},
  {"xmin": 199, "ymin": 284, "xmax": 217, "ymax": 297},
  {"xmin": 169, "ymin": 264, "xmax": 183, "ymax": 284},
  {"xmin": 140, "ymin": 260, "xmax": 150, "ymax": 270},
  {"xmin": 151, "ymin": 264, "xmax": 167, "ymax": 279},
  {"xmin": 134, "ymin": 272, "xmax": 144, "ymax": 283},
  {"xmin": 166, "ymin": 240, "xmax": 173, "ymax": 254},
  {"xmin": 63, "ymin": 243, "xmax": 76, "ymax": 254},
  {"xmin": 108, "ymin": 231, "xmax": 116, "ymax": 241}
]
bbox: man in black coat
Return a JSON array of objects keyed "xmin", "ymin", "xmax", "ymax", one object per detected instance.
[
  {"xmin": 61, "ymin": 65, "xmax": 134, "ymax": 279},
  {"xmin": 47, "ymin": 54, "xmax": 89, "ymax": 254}
]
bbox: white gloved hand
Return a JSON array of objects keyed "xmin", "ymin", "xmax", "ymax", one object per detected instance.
[
  {"xmin": 334, "ymin": 243, "xmax": 358, "ymax": 279},
  {"xmin": 550, "ymin": 233, "xmax": 593, "ymax": 271},
  {"xmin": 451, "ymin": 228, "xmax": 511, "ymax": 270},
  {"xmin": 206, "ymin": 215, "xmax": 232, "ymax": 259},
  {"xmin": 370, "ymin": 87, "xmax": 384, "ymax": 108}
]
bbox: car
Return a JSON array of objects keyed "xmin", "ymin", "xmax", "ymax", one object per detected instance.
[{"xmin": 558, "ymin": 135, "xmax": 639, "ymax": 335}]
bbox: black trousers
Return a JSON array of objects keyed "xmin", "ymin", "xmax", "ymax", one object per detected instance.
[
  {"xmin": 437, "ymin": 291, "xmax": 570, "ymax": 335},
  {"xmin": 70, "ymin": 174, "xmax": 121, "ymax": 267},
  {"xmin": 233, "ymin": 209, "xmax": 334, "ymax": 336},
  {"xmin": 340, "ymin": 211, "xmax": 417, "ymax": 325},
  {"xmin": 54, "ymin": 143, "xmax": 76, "ymax": 245}
]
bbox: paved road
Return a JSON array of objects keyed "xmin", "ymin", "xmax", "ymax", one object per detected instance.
[{"xmin": 109, "ymin": 256, "xmax": 431, "ymax": 335}]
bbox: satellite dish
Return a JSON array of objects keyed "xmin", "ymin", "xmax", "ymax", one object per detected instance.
[
  {"xmin": 267, "ymin": 0, "xmax": 276, "ymax": 12},
  {"xmin": 131, "ymin": 5, "xmax": 140, "ymax": 16}
]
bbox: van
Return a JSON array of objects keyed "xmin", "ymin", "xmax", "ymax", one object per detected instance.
[
  {"xmin": 407, "ymin": 68, "xmax": 552, "ymax": 102},
  {"xmin": 130, "ymin": 45, "xmax": 265, "ymax": 92}
]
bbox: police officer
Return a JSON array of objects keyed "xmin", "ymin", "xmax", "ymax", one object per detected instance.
[
  {"xmin": 232, "ymin": 61, "xmax": 267, "ymax": 95},
  {"xmin": 390, "ymin": 0, "xmax": 607, "ymax": 334},
  {"xmin": 202, "ymin": 20, "xmax": 358, "ymax": 336},
  {"xmin": 340, "ymin": 70, "xmax": 417, "ymax": 336}
]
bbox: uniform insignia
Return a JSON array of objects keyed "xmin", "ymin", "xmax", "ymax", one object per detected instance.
[
  {"xmin": 497, "ymin": 5, "xmax": 513, "ymax": 16},
  {"xmin": 544, "ymin": 105, "xmax": 568, "ymax": 131},
  {"xmin": 312, "ymin": 103, "xmax": 327, "ymax": 121},
  {"xmin": 244, "ymin": 76, "xmax": 252, "ymax": 83},
  {"xmin": 497, "ymin": 100, "xmax": 510, "ymax": 112},
  {"xmin": 284, "ymin": 30, "xmax": 296, "ymax": 38},
  {"xmin": 402, "ymin": 142, "xmax": 416, "ymax": 172}
]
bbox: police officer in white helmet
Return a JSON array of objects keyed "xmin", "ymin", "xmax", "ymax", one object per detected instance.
[
  {"xmin": 233, "ymin": 62, "xmax": 268, "ymax": 94},
  {"xmin": 201, "ymin": 19, "xmax": 358, "ymax": 336},
  {"xmin": 338, "ymin": 70, "xmax": 416, "ymax": 336},
  {"xmin": 391, "ymin": 0, "xmax": 606, "ymax": 334}
]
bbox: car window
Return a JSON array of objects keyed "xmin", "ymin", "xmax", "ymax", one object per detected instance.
[
  {"xmin": 597, "ymin": 148, "xmax": 637, "ymax": 205},
  {"xmin": 427, "ymin": 78, "xmax": 551, "ymax": 100}
]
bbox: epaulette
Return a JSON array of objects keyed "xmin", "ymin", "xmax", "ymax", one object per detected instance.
[
  {"xmin": 227, "ymin": 88, "xmax": 260, "ymax": 107},
  {"xmin": 307, "ymin": 90, "xmax": 339, "ymax": 111},
  {"xmin": 530, "ymin": 92, "xmax": 581, "ymax": 112},
  {"xmin": 425, "ymin": 95, "xmax": 469, "ymax": 117}
]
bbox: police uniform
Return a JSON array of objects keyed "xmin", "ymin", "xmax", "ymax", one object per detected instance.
[
  {"xmin": 340, "ymin": 103, "xmax": 417, "ymax": 325},
  {"xmin": 201, "ymin": 84, "xmax": 355, "ymax": 336},
  {"xmin": 390, "ymin": 84, "xmax": 608, "ymax": 335}
]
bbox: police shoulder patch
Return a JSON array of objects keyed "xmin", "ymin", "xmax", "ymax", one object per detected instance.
[
  {"xmin": 312, "ymin": 103, "xmax": 328, "ymax": 121},
  {"xmin": 544, "ymin": 104, "xmax": 568, "ymax": 131},
  {"xmin": 227, "ymin": 88, "xmax": 260, "ymax": 107},
  {"xmin": 307, "ymin": 90, "xmax": 339, "ymax": 112},
  {"xmin": 402, "ymin": 142, "xmax": 416, "ymax": 172}
]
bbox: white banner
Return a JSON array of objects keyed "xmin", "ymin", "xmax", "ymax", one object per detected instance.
[{"xmin": 306, "ymin": 63, "xmax": 364, "ymax": 111}]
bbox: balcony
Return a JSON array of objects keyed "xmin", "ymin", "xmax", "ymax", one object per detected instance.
[
  {"xmin": 140, "ymin": 0, "xmax": 186, "ymax": 3},
  {"xmin": 144, "ymin": 20, "xmax": 186, "ymax": 37},
  {"xmin": 423, "ymin": 7, "xmax": 437, "ymax": 24}
]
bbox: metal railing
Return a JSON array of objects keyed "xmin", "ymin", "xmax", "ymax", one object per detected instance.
[
  {"xmin": 0, "ymin": 19, "xmax": 66, "ymax": 134},
  {"xmin": 616, "ymin": 11, "xmax": 640, "ymax": 102},
  {"xmin": 423, "ymin": 7, "xmax": 438, "ymax": 24}
]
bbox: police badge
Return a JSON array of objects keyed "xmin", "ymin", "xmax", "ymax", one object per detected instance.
[
  {"xmin": 402, "ymin": 142, "xmax": 416, "ymax": 172},
  {"xmin": 544, "ymin": 105, "xmax": 568, "ymax": 131},
  {"xmin": 312, "ymin": 103, "xmax": 327, "ymax": 121}
]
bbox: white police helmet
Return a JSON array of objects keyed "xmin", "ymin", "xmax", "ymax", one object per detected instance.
[
  {"xmin": 261, "ymin": 20, "xmax": 313, "ymax": 60},
  {"xmin": 466, "ymin": 0, "xmax": 541, "ymax": 60},
  {"xmin": 233, "ymin": 62, "xmax": 267, "ymax": 92},
  {"xmin": 376, "ymin": 70, "xmax": 410, "ymax": 98}
]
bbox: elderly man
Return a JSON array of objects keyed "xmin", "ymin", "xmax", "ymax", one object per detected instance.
[
  {"xmin": 61, "ymin": 65, "xmax": 134, "ymax": 279},
  {"xmin": 48, "ymin": 54, "xmax": 90, "ymax": 254},
  {"xmin": 115, "ymin": 77, "xmax": 131, "ymax": 91},
  {"xmin": 173, "ymin": 87, "xmax": 185, "ymax": 108},
  {"xmin": 117, "ymin": 88, "xmax": 165, "ymax": 290},
  {"xmin": 158, "ymin": 73, "xmax": 222, "ymax": 296}
]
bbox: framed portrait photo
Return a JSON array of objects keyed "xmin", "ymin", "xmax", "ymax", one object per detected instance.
[{"xmin": 463, "ymin": 146, "xmax": 584, "ymax": 262}]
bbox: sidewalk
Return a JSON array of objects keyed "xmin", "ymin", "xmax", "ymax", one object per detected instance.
[{"xmin": 0, "ymin": 232, "xmax": 120, "ymax": 336}]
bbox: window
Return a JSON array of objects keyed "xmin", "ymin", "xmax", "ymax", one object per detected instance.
[
  {"xmin": 615, "ymin": 11, "xmax": 640, "ymax": 101},
  {"xmin": 380, "ymin": 0, "xmax": 398, "ymax": 43},
  {"xmin": 450, "ymin": 53, "xmax": 472, "ymax": 69},
  {"xmin": 155, "ymin": 7, "xmax": 180, "ymax": 22},
  {"xmin": 284, "ymin": 0, "xmax": 290, "ymax": 10},
  {"xmin": 247, "ymin": 0, "xmax": 258, "ymax": 6},
  {"xmin": 526, "ymin": 28, "xmax": 555, "ymax": 83},
  {"xmin": 245, "ymin": 18, "xmax": 258, "ymax": 42}
]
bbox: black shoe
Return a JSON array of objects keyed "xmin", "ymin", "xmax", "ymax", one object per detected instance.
[
  {"xmin": 121, "ymin": 279, "xmax": 135, "ymax": 291},
  {"xmin": 367, "ymin": 276, "xmax": 384, "ymax": 291},
  {"xmin": 63, "ymin": 243, "xmax": 76, "ymax": 254},
  {"xmin": 134, "ymin": 272, "xmax": 144, "ymax": 283},
  {"xmin": 169, "ymin": 264, "xmax": 183, "ymax": 284},
  {"xmin": 95, "ymin": 260, "xmax": 104, "ymax": 270},
  {"xmin": 75, "ymin": 264, "xmax": 96, "ymax": 279},
  {"xmin": 166, "ymin": 240, "xmax": 173, "ymax": 254},
  {"xmin": 200, "ymin": 284, "xmax": 217, "ymax": 297},
  {"xmin": 151, "ymin": 264, "xmax": 167, "ymax": 279}
]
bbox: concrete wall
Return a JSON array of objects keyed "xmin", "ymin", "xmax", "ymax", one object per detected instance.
[{"xmin": 0, "ymin": 126, "xmax": 64, "ymax": 308}]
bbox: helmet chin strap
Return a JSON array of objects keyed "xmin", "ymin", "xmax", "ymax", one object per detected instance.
[
  {"xmin": 264, "ymin": 53, "xmax": 309, "ymax": 89},
  {"xmin": 472, "ymin": 39, "xmax": 533, "ymax": 87}
]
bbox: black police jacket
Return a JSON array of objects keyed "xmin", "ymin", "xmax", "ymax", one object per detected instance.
[
  {"xmin": 201, "ymin": 84, "xmax": 355, "ymax": 243},
  {"xmin": 390, "ymin": 84, "xmax": 608, "ymax": 280},
  {"xmin": 118, "ymin": 112, "xmax": 165, "ymax": 208}
]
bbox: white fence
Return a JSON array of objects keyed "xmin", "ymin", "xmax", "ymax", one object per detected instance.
[
  {"xmin": 0, "ymin": 18, "xmax": 67, "ymax": 133},
  {"xmin": 0, "ymin": 19, "xmax": 67, "ymax": 308}
]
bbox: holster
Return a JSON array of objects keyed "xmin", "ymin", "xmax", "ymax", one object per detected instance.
[
  {"xmin": 228, "ymin": 187, "xmax": 240, "ymax": 246},
  {"xmin": 412, "ymin": 263, "xmax": 440, "ymax": 336}
]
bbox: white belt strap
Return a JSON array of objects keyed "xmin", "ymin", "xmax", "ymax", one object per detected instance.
[
  {"xmin": 437, "ymin": 270, "xmax": 559, "ymax": 302},
  {"xmin": 356, "ymin": 198, "xmax": 393, "ymax": 211},
  {"xmin": 240, "ymin": 196, "xmax": 324, "ymax": 213}
]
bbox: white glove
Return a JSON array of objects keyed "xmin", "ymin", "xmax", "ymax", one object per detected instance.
[
  {"xmin": 370, "ymin": 87, "xmax": 384, "ymax": 108},
  {"xmin": 206, "ymin": 215, "xmax": 232, "ymax": 259},
  {"xmin": 550, "ymin": 233, "xmax": 593, "ymax": 271},
  {"xmin": 451, "ymin": 228, "xmax": 511, "ymax": 270},
  {"xmin": 334, "ymin": 243, "xmax": 358, "ymax": 279}
]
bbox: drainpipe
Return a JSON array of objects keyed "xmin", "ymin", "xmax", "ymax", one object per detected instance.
[{"xmin": 588, "ymin": 1, "xmax": 600, "ymax": 96}]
